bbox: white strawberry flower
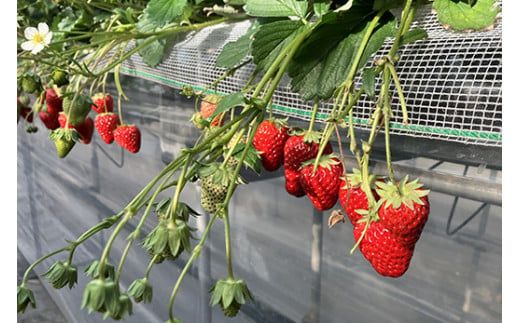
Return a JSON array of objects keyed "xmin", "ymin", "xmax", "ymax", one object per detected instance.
[{"xmin": 21, "ymin": 23, "xmax": 52, "ymax": 54}]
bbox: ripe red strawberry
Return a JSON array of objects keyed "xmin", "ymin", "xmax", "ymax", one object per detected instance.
[
  {"xmin": 339, "ymin": 169, "xmax": 379, "ymax": 225},
  {"xmin": 376, "ymin": 177, "xmax": 430, "ymax": 237},
  {"xmin": 39, "ymin": 111, "xmax": 59, "ymax": 130},
  {"xmin": 75, "ymin": 117, "xmax": 94, "ymax": 144},
  {"xmin": 283, "ymin": 133, "xmax": 332, "ymax": 197},
  {"xmin": 284, "ymin": 168, "xmax": 305, "ymax": 197},
  {"xmin": 200, "ymin": 94, "xmax": 223, "ymax": 127},
  {"xmin": 299, "ymin": 155, "xmax": 343, "ymax": 211},
  {"xmin": 252, "ymin": 119, "xmax": 290, "ymax": 171},
  {"xmin": 91, "ymin": 93, "xmax": 114, "ymax": 114},
  {"xmin": 353, "ymin": 221, "xmax": 413, "ymax": 278},
  {"xmin": 45, "ymin": 87, "xmax": 63, "ymax": 115},
  {"xmin": 94, "ymin": 113, "xmax": 120, "ymax": 144},
  {"xmin": 114, "ymin": 124, "xmax": 141, "ymax": 153}
]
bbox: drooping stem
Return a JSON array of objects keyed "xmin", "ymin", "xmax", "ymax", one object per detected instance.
[
  {"xmin": 168, "ymin": 214, "xmax": 219, "ymax": 320},
  {"xmin": 307, "ymin": 99, "xmax": 320, "ymax": 133}
]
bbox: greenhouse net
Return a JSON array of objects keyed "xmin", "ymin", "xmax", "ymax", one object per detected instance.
[{"xmin": 116, "ymin": 3, "xmax": 502, "ymax": 147}]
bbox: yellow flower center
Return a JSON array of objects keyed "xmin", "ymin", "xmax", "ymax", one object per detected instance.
[{"xmin": 32, "ymin": 33, "xmax": 44, "ymax": 44}]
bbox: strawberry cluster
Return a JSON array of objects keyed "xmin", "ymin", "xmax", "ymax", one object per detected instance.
[
  {"xmin": 341, "ymin": 174, "xmax": 430, "ymax": 277},
  {"xmin": 251, "ymin": 120, "xmax": 431, "ymax": 278},
  {"xmin": 252, "ymin": 120, "xmax": 343, "ymax": 211}
]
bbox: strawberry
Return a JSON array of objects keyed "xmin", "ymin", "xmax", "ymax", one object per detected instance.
[
  {"xmin": 45, "ymin": 87, "xmax": 63, "ymax": 115},
  {"xmin": 353, "ymin": 221, "xmax": 413, "ymax": 278},
  {"xmin": 39, "ymin": 111, "xmax": 60, "ymax": 130},
  {"xmin": 49, "ymin": 128, "xmax": 78, "ymax": 158},
  {"xmin": 283, "ymin": 133, "xmax": 332, "ymax": 196},
  {"xmin": 114, "ymin": 124, "xmax": 141, "ymax": 153},
  {"xmin": 200, "ymin": 94, "xmax": 223, "ymax": 127},
  {"xmin": 284, "ymin": 168, "xmax": 305, "ymax": 197},
  {"xmin": 339, "ymin": 169, "xmax": 379, "ymax": 225},
  {"xmin": 94, "ymin": 113, "xmax": 120, "ymax": 144},
  {"xmin": 299, "ymin": 155, "xmax": 343, "ymax": 211},
  {"xmin": 252, "ymin": 119, "xmax": 290, "ymax": 171},
  {"xmin": 376, "ymin": 177, "xmax": 430, "ymax": 237},
  {"xmin": 75, "ymin": 117, "xmax": 94, "ymax": 144},
  {"xmin": 200, "ymin": 175, "xmax": 228, "ymax": 215},
  {"xmin": 91, "ymin": 93, "xmax": 114, "ymax": 114}
]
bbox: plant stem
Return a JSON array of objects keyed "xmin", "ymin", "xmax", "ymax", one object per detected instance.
[
  {"xmin": 307, "ymin": 99, "xmax": 320, "ymax": 132},
  {"xmin": 168, "ymin": 214, "xmax": 219, "ymax": 320}
]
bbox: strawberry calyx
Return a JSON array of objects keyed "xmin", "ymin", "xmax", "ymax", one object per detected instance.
[
  {"xmin": 300, "ymin": 153, "xmax": 340, "ymax": 171},
  {"xmin": 49, "ymin": 127, "xmax": 79, "ymax": 143},
  {"xmin": 265, "ymin": 117, "xmax": 288, "ymax": 130},
  {"xmin": 376, "ymin": 176, "xmax": 430, "ymax": 210},
  {"xmin": 302, "ymin": 130, "xmax": 321, "ymax": 143}
]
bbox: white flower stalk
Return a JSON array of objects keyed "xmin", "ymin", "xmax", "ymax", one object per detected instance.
[{"xmin": 21, "ymin": 23, "xmax": 52, "ymax": 54}]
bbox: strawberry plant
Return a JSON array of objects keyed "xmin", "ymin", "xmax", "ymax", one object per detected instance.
[{"xmin": 17, "ymin": 0, "xmax": 499, "ymax": 321}]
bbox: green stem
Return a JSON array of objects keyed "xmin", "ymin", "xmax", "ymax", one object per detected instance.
[
  {"xmin": 168, "ymin": 214, "xmax": 219, "ymax": 320},
  {"xmin": 144, "ymin": 255, "xmax": 159, "ymax": 279},
  {"xmin": 307, "ymin": 99, "xmax": 320, "ymax": 132},
  {"xmin": 223, "ymin": 209, "xmax": 234, "ymax": 279}
]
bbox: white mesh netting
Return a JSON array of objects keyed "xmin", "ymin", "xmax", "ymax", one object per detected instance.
[{"xmin": 118, "ymin": 3, "xmax": 502, "ymax": 146}]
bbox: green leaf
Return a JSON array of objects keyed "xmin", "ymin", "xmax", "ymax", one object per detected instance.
[
  {"xmin": 138, "ymin": 38, "xmax": 168, "ymax": 67},
  {"xmin": 313, "ymin": 1, "xmax": 331, "ymax": 18},
  {"xmin": 252, "ymin": 19, "xmax": 303, "ymax": 72},
  {"xmin": 401, "ymin": 28, "xmax": 428, "ymax": 45},
  {"xmin": 141, "ymin": 0, "xmax": 188, "ymax": 28},
  {"xmin": 244, "ymin": 0, "xmax": 308, "ymax": 18},
  {"xmin": 212, "ymin": 92, "xmax": 246, "ymax": 117},
  {"xmin": 361, "ymin": 68, "xmax": 377, "ymax": 98},
  {"xmin": 432, "ymin": 0, "xmax": 499, "ymax": 31},
  {"xmin": 289, "ymin": 9, "xmax": 395, "ymax": 100},
  {"xmin": 216, "ymin": 22, "xmax": 258, "ymax": 68}
]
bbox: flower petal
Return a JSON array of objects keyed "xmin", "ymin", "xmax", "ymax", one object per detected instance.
[
  {"xmin": 44, "ymin": 32, "xmax": 53, "ymax": 45},
  {"xmin": 24, "ymin": 27, "xmax": 38, "ymax": 40},
  {"xmin": 31, "ymin": 43, "xmax": 44, "ymax": 55},
  {"xmin": 38, "ymin": 23, "xmax": 49, "ymax": 35},
  {"xmin": 21, "ymin": 41, "xmax": 35, "ymax": 51}
]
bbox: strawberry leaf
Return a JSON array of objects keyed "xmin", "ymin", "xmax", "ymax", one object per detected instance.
[
  {"xmin": 216, "ymin": 22, "xmax": 258, "ymax": 68},
  {"xmin": 361, "ymin": 67, "xmax": 377, "ymax": 98},
  {"xmin": 244, "ymin": 0, "xmax": 308, "ymax": 18},
  {"xmin": 139, "ymin": 0, "xmax": 188, "ymax": 29},
  {"xmin": 433, "ymin": 0, "xmax": 499, "ymax": 31},
  {"xmin": 252, "ymin": 19, "xmax": 304, "ymax": 72},
  {"xmin": 212, "ymin": 92, "xmax": 246, "ymax": 118}
]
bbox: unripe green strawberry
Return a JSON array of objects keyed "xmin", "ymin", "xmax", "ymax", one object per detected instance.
[
  {"xmin": 51, "ymin": 69, "xmax": 69, "ymax": 87},
  {"xmin": 200, "ymin": 175, "xmax": 228, "ymax": 215},
  {"xmin": 49, "ymin": 128, "xmax": 78, "ymax": 158},
  {"xmin": 21, "ymin": 74, "xmax": 41, "ymax": 94},
  {"xmin": 63, "ymin": 94, "xmax": 92, "ymax": 126}
]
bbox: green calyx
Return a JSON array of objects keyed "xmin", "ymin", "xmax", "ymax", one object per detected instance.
[
  {"xmin": 210, "ymin": 278, "xmax": 253, "ymax": 318},
  {"xmin": 127, "ymin": 278, "xmax": 153, "ymax": 303},
  {"xmin": 50, "ymin": 128, "xmax": 79, "ymax": 158},
  {"xmin": 81, "ymin": 278, "xmax": 132, "ymax": 320},
  {"xmin": 17, "ymin": 285, "xmax": 36, "ymax": 313},
  {"xmin": 63, "ymin": 94, "xmax": 92, "ymax": 126},
  {"xmin": 44, "ymin": 261, "xmax": 78, "ymax": 289},
  {"xmin": 376, "ymin": 176, "xmax": 430, "ymax": 210},
  {"xmin": 85, "ymin": 260, "xmax": 115, "ymax": 280},
  {"xmin": 302, "ymin": 130, "xmax": 322, "ymax": 143},
  {"xmin": 203, "ymin": 94, "xmax": 222, "ymax": 105},
  {"xmin": 341, "ymin": 168, "xmax": 379, "ymax": 189},
  {"xmin": 300, "ymin": 153, "xmax": 340, "ymax": 171},
  {"xmin": 155, "ymin": 199, "xmax": 200, "ymax": 222},
  {"xmin": 266, "ymin": 117, "xmax": 289, "ymax": 130},
  {"xmin": 190, "ymin": 112, "xmax": 208, "ymax": 129},
  {"xmin": 142, "ymin": 218, "xmax": 196, "ymax": 261}
]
